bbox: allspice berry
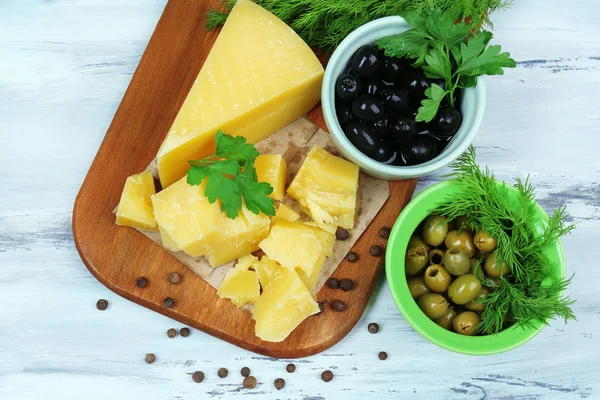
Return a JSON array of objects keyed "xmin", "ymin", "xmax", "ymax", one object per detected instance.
[
  {"xmin": 336, "ymin": 227, "xmax": 350, "ymax": 241},
  {"xmin": 243, "ymin": 376, "xmax": 257, "ymax": 389},
  {"xmin": 286, "ymin": 363, "xmax": 296, "ymax": 373},
  {"xmin": 218, "ymin": 368, "xmax": 228, "ymax": 378},
  {"xmin": 346, "ymin": 252, "xmax": 358, "ymax": 262},
  {"xmin": 327, "ymin": 278, "xmax": 340, "ymax": 289},
  {"xmin": 379, "ymin": 227, "xmax": 391, "ymax": 239},
  {"xmin": 192, "ymin": 371, "xmax": 205, "ymax": 383},
  {"xmin": 274, "ymin": 378, "xmax": 285, "ymax": 390},
  {"xmin": 321, "ymin": 370, "xmax": 334, "ymax": 382},
  {"xmin": 368, "ymin": 323, "xmax": 379, "ymax": 334},
  {"xmin": 180, "ymin": 327, "xmax": 190, "ymax": 337},
  {"xmin": 136, "ymin": 276, "xmax": 148, "ymax": 288},
  {"xmin": 96, "ymin": 299, "xmax": 108, "ymax": 311},
  {"xmin": 339, "ymin": 278, "xmax": 353, "ymax": 291},
  {"xmin": 369, "ymin": 245, "xmax": 384, "ymax": 257},
  {"xmin": 163, "ymin": 297, "xmax": 174, "ymax": 308},
  {"xmin": 331, "ymin": 300, "xmax": 347, "ymax": 312},
  {"xmin": 378, "ymin": 351, "xmax": 388, "ymax": 360},
  {"xmin": 169, "ymin": 272, "xmax": 181, "ymax": 284},
  {"xmin": 145, "ymin": 353, "xmax": 156, "ymax": 364},
  {"xmin": 240, "ymin": 367, "xmax": 250, "ymax": 377},
  {"xmin": 167, "ymin": 328, "xmax": 177, "ymax": 338}
]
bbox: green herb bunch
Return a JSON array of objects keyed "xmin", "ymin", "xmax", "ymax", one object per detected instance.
[
  {"xmin": 376, "ymin": 10, "xmax": 516, "ymax": 122},
  {"xmin": 186, "ymin": 131, "xmax": 275, "ymax": 219},
  {"xmin": 205, "ymin": 0, "xmax": 511, "ymax": 52},
  {"xmin": 435, "ymin": 147, "xmax": 576, "ymax": 334}
]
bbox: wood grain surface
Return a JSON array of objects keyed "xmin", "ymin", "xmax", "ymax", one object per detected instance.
[{"xmin": 72, "ymin": 0, "xmax": 417, "ymax": 358}]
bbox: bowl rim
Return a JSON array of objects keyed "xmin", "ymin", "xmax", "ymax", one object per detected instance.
[
  {"xmin": 321, "ymin": 16, "xmax": 487, "ymax": 179},
  {"xmin": 385, "ymin": 180, "xmax": 567, "ymax": 355}
]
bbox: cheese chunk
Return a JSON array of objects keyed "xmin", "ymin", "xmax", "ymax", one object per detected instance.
[
  {"xmin": 288, "ymin": 146, "xmax": 359, "ymax": 229},
  {"xmin": 255, "ymin": 154, "xmax": 287, "ymax": 201},
  {"xmin": 116, "ymin": 171, "xmax": 157, "ymax": 231},
  {"xmin": 275, "ymin": 203, "xmax": 300, "ymax": 222},
  {"xmin": 254, "ymin": 256, "xmax": 281, "ymax": 288},
  {"xmin": 253, "ymin": 267, "xmax": 320, "ymax": 342},
  {"xmin": 217, "ymin": 268, "xmax": 260, "ymax": 308},
  {"xmin": 236, "ymin": 254, "xmax": 259, "ymax": 271},
  {"xmin": 156, "ymin": 0, "xmax": 324, "ymax": 187}
]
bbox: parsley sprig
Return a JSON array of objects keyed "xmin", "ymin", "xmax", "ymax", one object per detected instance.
[
  {"xmin": 376, "ymin": 9, "xmax": 516, "ymax": 122},
  {"xmin": 186, "ymin": 131, "xmax": 275, "ymax": 219}
]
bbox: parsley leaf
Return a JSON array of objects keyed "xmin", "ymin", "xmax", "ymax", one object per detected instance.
[
  {"xmin": 376, "ymin": 30, "xmax": 429, "ymax": 66},
  {"xmin": 236, "ymin": 159, "xmax": 275, "ymax": 216},
  {"xmin": 213, "ymin": 130, "xmax": 259, "ymax": 165},
  {"xmin": 416, "ymin": 83, "xmax": 448, "ymax": 123},
  {"xmin": 422, "ymin": 43, "xmax": 451, "ymax": 81},
  {"xmin": 456, "ymin": 35, "xmax": 516, "ymax": 76}
]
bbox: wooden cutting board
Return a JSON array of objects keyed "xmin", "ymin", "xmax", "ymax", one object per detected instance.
[{"xmin": 72, "ymin": 0, "xmax": 418, "ymax": 358}]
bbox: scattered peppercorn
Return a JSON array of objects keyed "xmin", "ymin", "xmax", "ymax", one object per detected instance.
[
  {"xmin": 243, "ymin": 376, "xmax": 257, "ymax": 389},
  {"xmin": 192, "ymin": 371, "xmax": 205, "ymax": 383},
  {"xmin": 378, "ymin": 227, "xmax": 391, "ymax": 239},
  {"xmin": 180, "ymin": 327, "xmax": 190, "ymax": 337},
  {"xmin": 327, "ymin": 278, "xmax": 340, "ymax": 289},
  {"xmin": 167, "ymin": 328, "xmax": 177, "ymax": 338},
  {"xmin": 336, "ymin": 227, "xmax": 350, "ymax": 241},
  {"xmin": 145, "ymin": 353, "xmax": 156, "ymax": 364},
  {"xmin": 241, "ymin": 367, "xmax": 251, "ymax": 377},
  {"xmin": 136, "ymin": 276, "xmax": 148, "ymax": 288},
  {"xmin": 218, "ymin": 368, "xmax": 228, "ymax": 378},
  {"xmin": 286, "ymin": 363, "xmax": 296, "ymax": 373},
  {"xmin": 96, "ymin": 299, "xmax": 108, "ymax": 311},
  {"xmin": 321, "ymin": 370, "xmax": 334, "ymax": 382},
  {"xmin": 331, "ymin": 300, "xmax": 347, "ymax": 312},
  {"xmin": 369, "ymin": 245, "xmax": 384, "ymax": 257},
  {"xmin": 378, "ymin": 351, "xmax": 388, "ymax": 360},
  {"xmin": 164, "ymin": 297, "xmax": 174, "ymax": 308},
  {"xmin": 368, "ymin": 323, "xmax": 380, "ymax": 334},
  {"xmin": 346, "ymin": 251, "xmax": 358, "ymax": 262},
  {"xmin": 316, "ymin": 301, "xmax": 325, "ymax": 315},
  {"xmin": 274, "ymin": 378, "xmax": 285, "ymax": 390},
  {"xmin": 169, "ymin": 272, "xmax": 181, "ymax": 284},
  {"xmin": 339, "ymin": 278, "xmax": 353, "ymax": 291}
]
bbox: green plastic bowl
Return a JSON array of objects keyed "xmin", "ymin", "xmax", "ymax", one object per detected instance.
[{"xmin": 385, "ymin": 180, "xmax": 566, "ymax": 355}]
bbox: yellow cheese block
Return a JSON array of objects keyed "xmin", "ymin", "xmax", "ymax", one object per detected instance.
[
  {"xmin": 217, "ymin": 268, "xmax": 260, "ymax": 308},
  {"xmin": 254, "ymin": 256, "xmax": 281, "ymax": 288},
  {"xmin": 287, "ymin": 146, "xmax": 359, "ymax": 229},
  {"xmin": 253, "ymin": 267, "xmax": 320, "ymax": 342},
  {"xmin": 236, "ymin": 254, "xmax": 259, "ymax": 271},
  {"xmin": 275, "ymin": 203, "xmax": 300, "ymax": 222},
  {"xmin": 255, "ymin": 154, "xmax": 287, "ymax": 201},
  {"xmin": 156, "ymin": 0, "xmax": 324, "ymax": 188},
  {"xmin": 158, "ymin": 225, "xmax": 180, "ymax": 252},
  {"xmin": 116, "ymin": 171, "xmax": 157, "ymax": 231}
]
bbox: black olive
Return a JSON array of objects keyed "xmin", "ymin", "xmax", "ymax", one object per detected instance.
[
  {"xmin": 393, "ymin": 151, "xmax": 410, "ymax": 166},
  {"xmin": 373, "ymin": 117, "xmax": 388, "ymax": 136},
  {"xmin": 380, "ymin": 57, "xmax": 404, "ymax": 82},
  {"xmin": 403, "ymin": 136, "xmax": 439, "ymax": 165},
  {"xmin": 336, "ymin": 103, "xmax": 354, "ymax": 128},
  {"xmin": 381, "ymin": 87, "xmax": 410, "ymax": 115},
  {"xmin": 365, "ymin": 79, "xmax": 385, "ymax": 96},
  {"xmin": 371, "ymin": 140, "xmax": 399, "ymax": 164},
  {"xmin": 336, "ymin": 74, "xmax": 363, "ymax": 101},
  {"xmin": 351, "ymin": 95, "xmax": 385, "ymax": 122},
  {"xmin": 431, "ymin": 107, "xmax": 462, "ymax": 136},
  {"xmin": 344, "ymin": 122, "xmax": 380, "ymax": 157},
  {"xmin": 351, "ymin": 45, "xmax": 382, "ymax": 78},
  {"xmin": 388, "ymin": 117, "xmax": 417, "ymax": 143},
  {"xmin": 405, "ymin": 73, "xmax": 435, "ymax": 103}
]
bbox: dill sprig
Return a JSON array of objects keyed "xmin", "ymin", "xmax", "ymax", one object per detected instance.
[
  {"xmin": 205, "ymin": 0, "xmax": 512, "ymax": 52},
  {"xmin": 436, "ymin": 146, "xmax": 576, "ymax": 334}
]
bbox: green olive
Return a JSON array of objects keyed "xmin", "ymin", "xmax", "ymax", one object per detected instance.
[
  {"xmin": 474, "ymin": 231, "xmax": 498, "ymax": 253},
  {"xmin": 405, "ymin": 246, "xmax": 428, "ymax": 276},
  {"xmin": 417, "ymin": 293, "xmax": 448, "ymax": 320},
  {"xmin": 429, "ymin": 249, "xmax": 445, "ymax": 266},
  {"xmin": 465, "ymin": 287, "xmax": 490, "ymax": 312},
  {"xmin": 435, "ymin": 307, "xmax": 457, "ymax": 330},
  {"xmin": 473, "ymin": 249, "xmax": 489, "ymax": 260},
  {"xmin": 454, "ymin": 215, "xmax": 472, "ymax": 234},
  {"xmin": 453, "ymin": 311, "xmax": 481, "ymax": 335},
  {"xmin": 424, "ymin": 265, "xmax": 452, "ymax": 293},
  {"xmin": 443, "ymin": 247, "xmax": 471, "ymax": 276},
  {"xmin": 408, "ymin": 235, "xmax": 432, "ymax": 252},
  {"xmin": 448, "ymin": 274, "xmax": 482, "ymax": 305},
  {"xmin": 484, "ymin": 253, "xmax": 510, "ymax": 278},
  {"xmin": 422, "ymin": 215, "xmax": 448, "ymax": 247},
  {"xmin": 407, "ymin": 276, "xmax": 430, "ymax": 299},
  {"xmin": 444, "ymin": 230, "xmax": 475, "ymax": 257}
]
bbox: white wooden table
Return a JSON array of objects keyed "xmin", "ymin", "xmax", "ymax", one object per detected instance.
[{"xmin": 1, "ymin": 0, "xmax": 599, "ymax": 399}]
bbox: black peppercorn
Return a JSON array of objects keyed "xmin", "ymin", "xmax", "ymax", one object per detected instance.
[
  {"xmin": 192, "ymin": 371, "xmax": 205, "ymax": 383},
  {"xmin": 346, "ymin": 252, "xmax": 358, "ymax": 262},
  {"xmin": 218, "ymin": 368, "xmax": 228, "ymax": 378},
  {"xmin": 379, "ymin": 227, "xmax": 391, "ymax": 239},
  {"xmin": 286, "ymin": 363, "xmax": 296, "ymax": 373},
  {"xmin": 336, "ymin": 227, "xmax": 350, "ymax": 241},
  {"xmin": 327, "ymin": 278, "xmax": 340, "ymax": 289},
  {"xmin": 241, "ymin": 367, "xmax": 251, "ymax": 377},
  {"xmin": 368, "ymin": 323, "xmax": 379, "ymax": 334},
  {"xmin": 145, "ymin": 353, "xmax": 156, "ymax": 364},
  {"xmin": 369, "ymin": 245, "xmax": 384, "ymax": 257},
  {"xmin": 274, "ymin": 378, "xmax": 285, "ymax": 390},
  {"xmin": 136, "ymin": 276, "xmax": 148, "ymax": 288},
  {"xmin": 164, "ymin": 297, "xmax": 174, "ymax": 308},
  {"xmin": 167, "ymin": 328, "xmax": 177, "ymax": 338},
  {"xmin": 339, "ymin": 278, "xmax": 353, "ymax": 291},
  {"xmin": 96, "ymin": 299, "xmax": 108, "ymax": 311},
  {"xmin": 378, "ymin": 351, "xmax": 388, "ymax": 360},
  {"xmin": 331, "ymin": 300, "xmax": 347, "ymax": 312},
  {"xmin": 243, "ymin": 376, "xmax": 257, "ymax": 389},
  {"xmin": 169, "ymin": 272, "xmax": 181, "ymax": 284},
  {"xmin": 321, "ymin": 370, "xmax": 334, "ymax": 382},
  {"xmin": 180, "ymin": 327, "xmax": 190, "ymax": 337}
]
